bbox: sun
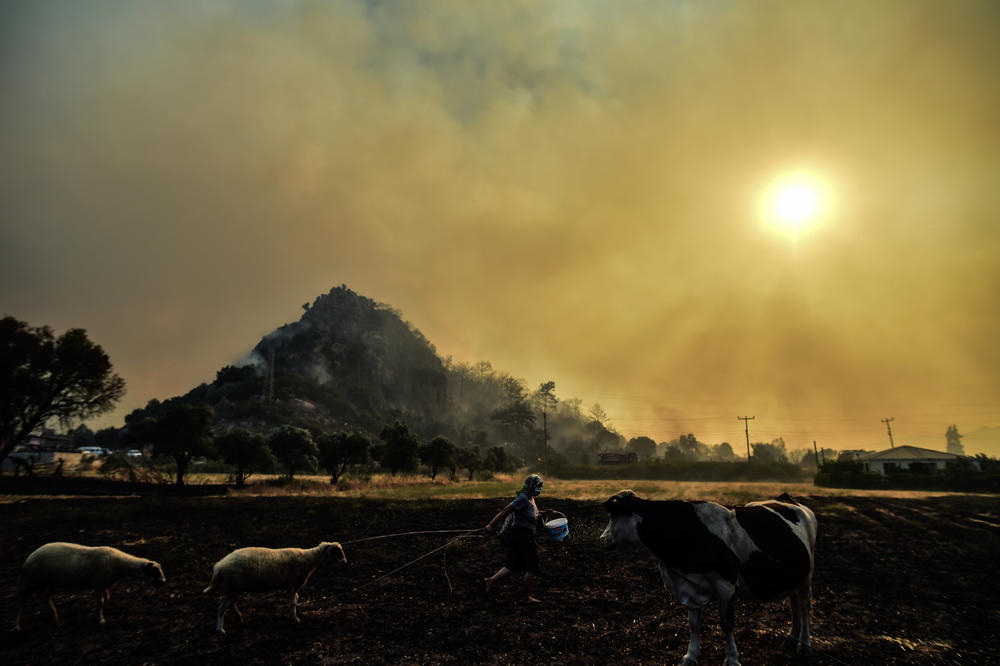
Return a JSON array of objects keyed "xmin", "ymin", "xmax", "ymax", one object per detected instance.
[
  {"xmin": 774, "ymin": 185, "xmax": 817, "ymax": 224},
  {"xmin": 760, "ymin": 172, "xmax": 830, "ymax": 238}
]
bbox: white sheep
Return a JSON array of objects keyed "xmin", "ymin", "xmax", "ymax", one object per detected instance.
[
  {"xmin": 13, "ymin": 542, "xmax": 166, "ymax": 630},
  {"xmin": 203, "ymin": 541, "xmax": 346, "ymax": 633}
]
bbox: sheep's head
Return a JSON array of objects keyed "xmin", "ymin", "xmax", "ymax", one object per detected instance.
[
  {"xmin": 143, "ymin": 561, "xmax": 166, "ymax": 588},
  {"xmin": 319, "ymin": 542, "xmax": 347, "ymax": 567}
]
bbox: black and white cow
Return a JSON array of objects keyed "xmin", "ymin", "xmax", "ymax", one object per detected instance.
[{"xmin": 601, "ymin": 490, "xmax": 817, "ymax": 666}]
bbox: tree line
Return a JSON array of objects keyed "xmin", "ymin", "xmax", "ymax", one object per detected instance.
[{"xmin": 122, "ymin": 403, "xmax": 520, "ymax": 487}]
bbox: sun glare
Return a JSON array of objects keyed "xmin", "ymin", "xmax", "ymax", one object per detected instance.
[
  {"xmin": 775, "ymin": 185, "xmax": 817, "ymax": 223},
  {"xmin": 760, "ymin": 172, "xmax": 830, "ymax": 238}
]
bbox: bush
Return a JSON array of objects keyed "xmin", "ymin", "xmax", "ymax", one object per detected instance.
[
  {"xmin": 815, "ymin": 458, "xmax": 1000, "ymax": 492},
  {"xmin": 541, "ymin": 459, "xmax": 809, "ymax": 482},
  {"xmin": 814, "ymin": 459, "xmax": 884, "ymax": 489}
]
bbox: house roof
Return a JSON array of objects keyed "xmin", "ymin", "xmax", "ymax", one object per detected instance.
[{"xmin": 859, "ymin": 445, "xmax": 965, "ymax": 462}]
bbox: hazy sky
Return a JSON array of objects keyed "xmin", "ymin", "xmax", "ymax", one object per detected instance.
[{"xmin": 2, "ymin": 1, "xmax": 998, "ymax": 453}]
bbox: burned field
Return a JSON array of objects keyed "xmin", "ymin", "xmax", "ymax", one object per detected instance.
[{"xmin": 2, "ymin": 491, "xmax": 997, "ymax": 664}]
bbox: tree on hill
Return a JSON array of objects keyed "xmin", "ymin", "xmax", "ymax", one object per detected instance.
[
  {"xmin": 588, "ymin": 403, "xmax": 608, "ymax": 425},
  {"xmin": 711, "ymin": 441, "xmax": 739, "ymax": 461},
  {"xmin": 627, "ymin": 436, "xmax": 657, "ymax": 461},
  {"xmin": 380, "ymin": 421, "xmax": 421, "ymax": 475},
  {"xmin": 586, "ymin": 420, "xmax": 620, "ymax": 455},
  {"xmin": 267, "ymin": 425, "xmax": 318, "ymax": 478},
  {"xmin": 662, "ymin": 434, "xmax": 710, "ymax": 461},
  {"xmin": 490, "ymin": 400, "xmax": 535, "ymax": 451},
  {"xmin": 420, "ymin": 436, "xmax": 456, "ymax": 480},
  {"xmin": 484, "ymin": 446, "xmax": 517, "ymax": 473},
  {"xmin": 215, "ymin": 427, "xmax": 275, "ymax": 487},
  {"xmin": 1, "ymin": 316, "xmax": 125, "ymax": 463},
  {"xmin": 317, "ymin": 430, "xmax": 372, "ymax": 484},
  {"xmin": 455, "ymin": 446, "xmax": 482, "ymax": 480},
  {"xmin": 751, "ymin": 438, "xmax": 789, "ymax": 465},
  {"xmin": 946, "ymin": 424, "xmax": 965, "ymax": 456},
  {"xmin": 135, "ymin": 403, "xmax": 215, "ymax": 486},
  {"xmin": 69, "ymin": 424, "xmax": 96, "ymax": 448}
]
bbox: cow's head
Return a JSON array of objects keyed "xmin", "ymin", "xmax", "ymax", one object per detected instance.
[{"xmin": 600, "ymin": 489, "xmax": 643, "ymax": 547}]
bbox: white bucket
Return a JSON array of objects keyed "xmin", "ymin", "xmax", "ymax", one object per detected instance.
[{"xmin": 544, "ymin": 516, "xmax": 569, "ymax": 542}]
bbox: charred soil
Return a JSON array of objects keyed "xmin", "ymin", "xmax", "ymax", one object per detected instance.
[{"xmin": 1, "ymin": 489, "xmax": 997, "ymax": 664}]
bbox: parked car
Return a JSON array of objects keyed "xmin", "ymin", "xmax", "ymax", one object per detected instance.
[
  {"xmin": 77, "ymin": 446, "xmax": 111, "ymax": 457},
  {"xmin": 126, "ymin": 449, "xmax": 143, "ymax": 458}
]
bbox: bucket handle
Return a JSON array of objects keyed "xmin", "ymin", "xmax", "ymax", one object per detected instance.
[{"xmin": 544, "ymin": 510, "xmax": 566, "ymax": 523}]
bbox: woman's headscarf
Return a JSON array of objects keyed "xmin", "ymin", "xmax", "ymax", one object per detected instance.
[{"xmin": 520, "ymin": 474, "xmax": 543, "ymax": 497}]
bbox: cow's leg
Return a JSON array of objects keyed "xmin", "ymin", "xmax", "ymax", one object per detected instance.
[
  {"xmin": 682, "ymin": 606, "xmax": 701, "ymax": 666},
  {"xmin": 718, "ymin": 595, "xmax": 741, "ymax": 666},
  {"xmin": 784, "ymin": 590, "xmax": 801, "ymax": 651},
  {"xmin": 796, "ymin": 580, "xmax": 812, "ymax": 656}
]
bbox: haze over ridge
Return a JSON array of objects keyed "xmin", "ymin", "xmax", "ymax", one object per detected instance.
[{"xmin": 2, "ymin": 1, "xmax": 997, "ymax": 454}]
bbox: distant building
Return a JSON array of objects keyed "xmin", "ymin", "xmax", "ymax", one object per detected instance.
[
  {"xmin": 859, "ymin": 445, "xmax": 980, "ymax": 476},
  {"xmin": 2, "ymin": 433, "xmax": 79, "ymax": 473},
  {"xmin": 837, "ymin": 449, "xmax": 869, "ymax": 462},
  {"xmin": 597, "ymin": 451, "xmax": 638, "ymax": 465},
  {"xmin": 26, "ymin": 433, "xmax": 74, "ymax": 451}
]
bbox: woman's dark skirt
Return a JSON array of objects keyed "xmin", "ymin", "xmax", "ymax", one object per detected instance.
[{"xmin": 499, "ymin": 525, "xmax": 540, "ymax": 574}]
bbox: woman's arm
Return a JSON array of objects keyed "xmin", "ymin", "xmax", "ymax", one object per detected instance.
[{"xmin": 485, "ymin": 504, "xmax": 514, "ymax": 533}]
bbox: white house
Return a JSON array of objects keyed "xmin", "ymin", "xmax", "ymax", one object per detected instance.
[{"xmin": 859, "ymin": 445, "xmax": 980, "ymax": 476}]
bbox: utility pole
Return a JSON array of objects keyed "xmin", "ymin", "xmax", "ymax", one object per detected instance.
[
  {"xmin": 738, "ymin": 416, "xmax": 755, "ymax": 463},
  {"xmin": 813, "ymin": 440, "xmax": 821, "ymax": 468},
  {"xmin": 881, "ymin": 417, "xmax": 895, "ymax": 448}
]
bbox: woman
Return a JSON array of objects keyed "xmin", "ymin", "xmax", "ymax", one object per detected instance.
[{"xmin": 483, "ymin": 474, "xmax": 555, "ymax": 603}]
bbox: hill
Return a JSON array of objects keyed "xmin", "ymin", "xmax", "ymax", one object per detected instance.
[
  {"xmin": 121, "ymin": 285, "xmax": 622, "ymax": 464},
  {"xmin": 128, "ymin": 286, "xmax": 449, "ymax": 437}
]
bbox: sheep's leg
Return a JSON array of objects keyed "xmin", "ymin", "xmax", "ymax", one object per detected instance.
[
  {"xmin": 216, "ymin": 595, "xmax": 236, "ymax": 634},
  {"xmin": 43, "ymin": 589, "xmax": 59, "ymax": 624},
  {"xmin": 13, "ymin": 585, "xmax": 29, "ymax": 631},
  {"xmin": 289, "ymin": 590, "xmax": 300, "ymax": 623},
  {"xmin": 95, "ymin": 588, "xmax": 108, "ymax": 625}
]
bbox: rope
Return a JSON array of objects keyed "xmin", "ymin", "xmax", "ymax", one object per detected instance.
[
  {"xmin": 342, "ymin": 528, "xmax": 483, "ymax": 545},
  {"xmin": 347, "ymin": 529, "xmax": 483, "ymax": 595}
]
